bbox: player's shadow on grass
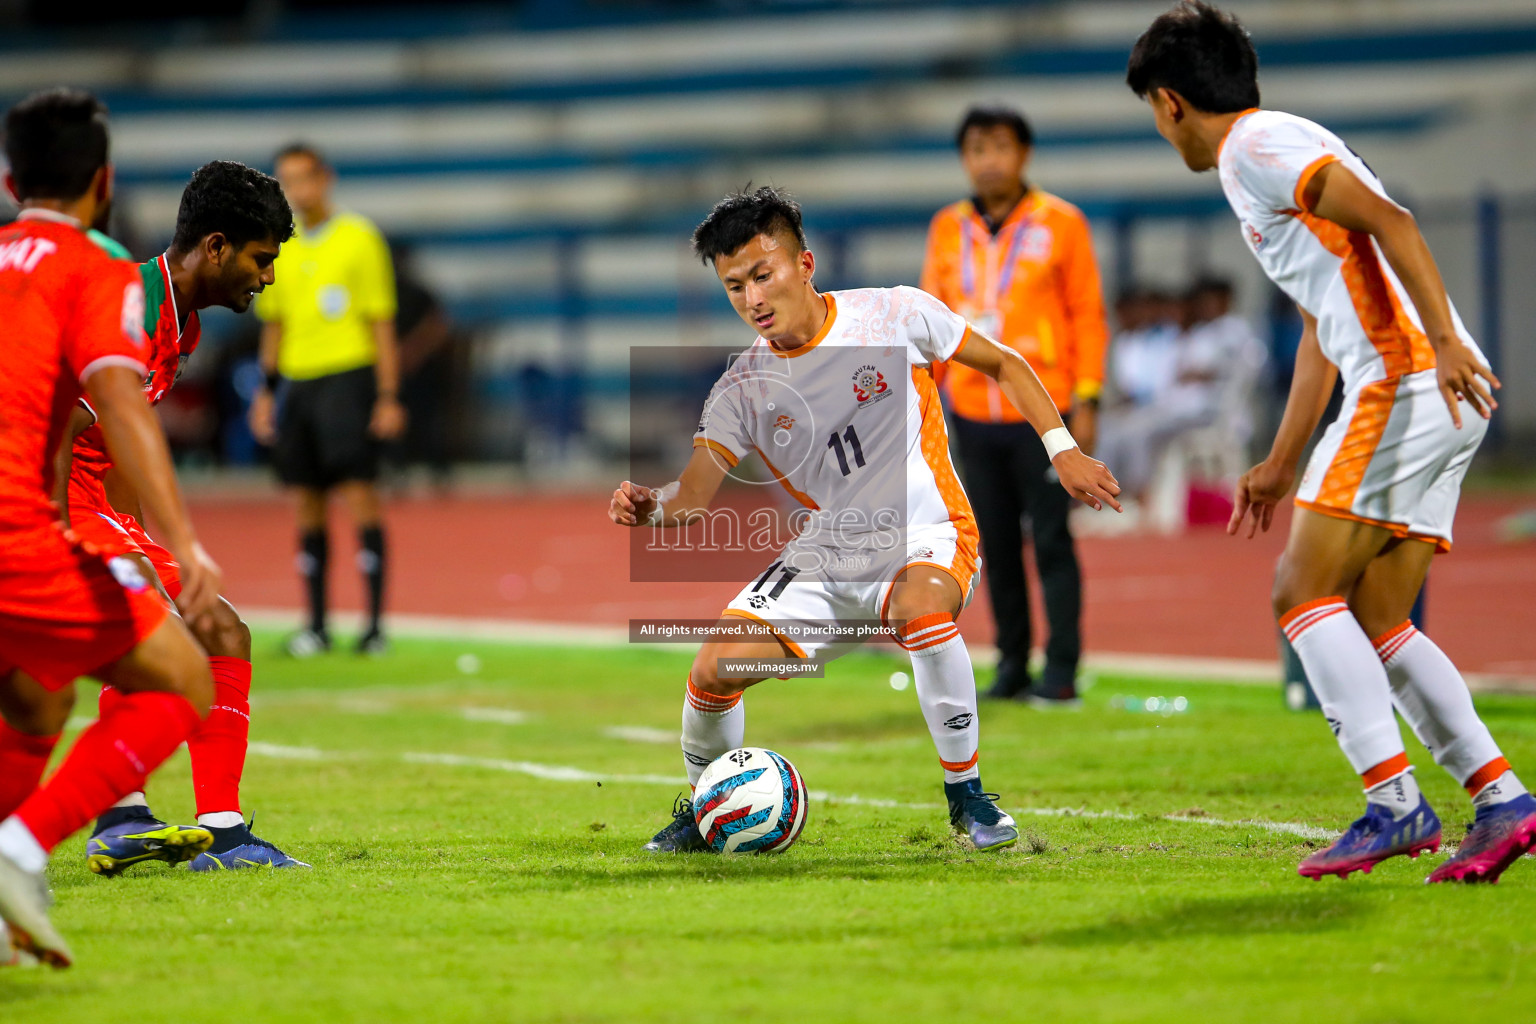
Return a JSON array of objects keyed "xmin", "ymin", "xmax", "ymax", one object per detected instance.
[
  {"xmin": 518, "ymin": 848, "xmax": 991, "ymax": 888},
  {"xmin": 1029, "ymin": 890, "xmax": 1369, "ymax": 947}
]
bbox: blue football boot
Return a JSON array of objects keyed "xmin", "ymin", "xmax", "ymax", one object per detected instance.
[
  {"xmin": 189, "ymin": 816, "xmax": 310, "ymax": 871},
  {"xmin": 642, "ymin": 795, "xmax": 712, "ymax": 853},
  {"xmin": 945, "ymin": 778, "xmax": 1019, "ymax": 851},
  {"xmin": 85, "ymin": 808, "xmax": 213, "ymax": 878},
  {"xmin": 1299, "ymin": 797, "xmax": 1441, "ymax": 880},
  {"xmin": 1427, "ymin": 792, "xmax": 1536, "ymax": 884}
]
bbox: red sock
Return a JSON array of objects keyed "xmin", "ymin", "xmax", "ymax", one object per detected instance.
[
  {"xmin": 14, "ymin": 691, "xmax": 200, "ymax": 853},
  {"xmin": 188, "ymin": 657, "xmax": 251, "ymax": 817},
  {"xmin": 0, "ymin": 720, "xmax": 61, "ymax": 820}
]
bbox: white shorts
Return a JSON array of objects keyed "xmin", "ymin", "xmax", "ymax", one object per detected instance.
[
  {"xmin": 1296, "ymin": 368, "xmax": 1485, "ymax": 551},
  {"xmin": 721, "ymin": 521, "xmax": 978, "ymax": 661}
]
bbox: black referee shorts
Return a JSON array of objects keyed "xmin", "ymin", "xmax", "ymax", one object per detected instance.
[{"xmin": 274, "ymin": 366, "xmax": 380, "ymax": 489}]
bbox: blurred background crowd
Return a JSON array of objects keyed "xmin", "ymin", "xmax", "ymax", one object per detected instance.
[{"xmin": 2, "ymin": 0, "xmax": 1533, "ymax": 513}]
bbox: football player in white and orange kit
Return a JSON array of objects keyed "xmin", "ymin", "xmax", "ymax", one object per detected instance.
[
  {"xmin": 1129, "ymin": 1, "xmax": 1534, "ymax": 883},
  {"xmin": 608, "ymin": 187, "xmax": 1120, "ymax": 852}
]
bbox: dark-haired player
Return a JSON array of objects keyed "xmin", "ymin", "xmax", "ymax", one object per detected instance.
[
  {"xmin": 609, "ymin": 186, "xmax": 1120, "ymax": 852},
  {"xmin": 1128, "ymin": 1, "xmax": 1534, "ymax": 883},
  {"xmin": 0, "ymin": 88, "xmax": 223, "ymax": 967},
  {"xmin": 63, "ymin": 161, "xmax": 308, "ymax": 872}
]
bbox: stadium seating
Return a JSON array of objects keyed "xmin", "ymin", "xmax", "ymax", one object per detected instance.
[{"xmin": 3, "ymin": 0, "xmax": 1533, "ymax": 462}]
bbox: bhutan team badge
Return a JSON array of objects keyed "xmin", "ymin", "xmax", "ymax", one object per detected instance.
[{"xmin": 851, "ymin": 365, "xmax": 890, "ymax": 405}]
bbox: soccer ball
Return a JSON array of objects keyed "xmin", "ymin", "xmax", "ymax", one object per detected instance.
[{"xmin": 692, "ymin": 747, "xmax": 809, "ymax": 854}]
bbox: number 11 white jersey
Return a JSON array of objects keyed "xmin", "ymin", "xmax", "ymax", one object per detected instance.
[{"xmin": 693, "ymin": 286, "xmax": 978, "ymax": 555}]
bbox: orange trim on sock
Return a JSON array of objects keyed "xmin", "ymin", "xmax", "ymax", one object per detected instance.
[
  {"xmin": 1279, "ymin": 596, "xmax": 1348, "ymax": 643},
  {"xmin": 1464, "ymin": 757, "xmax": 1511, "ymax": 798},
  {"xmin": 686, "ymin": 676, "xmax": 741, "ymax": 713},
  {"xmin": 906, "ymin": 628, "xmax": 961, "ymax": 652},
  {"xmin": 1361, "ymin": 752, "xmax": 1411, "ymax": 788},
  {"xmin": 940, "ymin": 750, "xmax": 980, "ymax": 773},
  {"xmin": 1370, "ymin": 620, "xmax": 1415, "ymax": 653},
  {"xmin": 897, "ymin": 612, "xmax": 953, "ymax": 639},
  {"xmin": 1371, "ymin": 620, "xmax": 1418, "ymax": 663}
]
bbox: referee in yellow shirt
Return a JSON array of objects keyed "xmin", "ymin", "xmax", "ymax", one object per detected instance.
[{"xmin": 250, "ymin": 143, "xmax": 405, "ymax": 657}]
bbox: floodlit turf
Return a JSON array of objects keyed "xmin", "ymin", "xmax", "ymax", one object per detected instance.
[{"xmin": 5, "ymin": 631, "xmax": 1535, "ymax": 1022}]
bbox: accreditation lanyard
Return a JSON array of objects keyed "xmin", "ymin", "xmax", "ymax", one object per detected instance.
[{"xmin": 959, "ymin": 207, "xmax": 1031, "ymax": 314}]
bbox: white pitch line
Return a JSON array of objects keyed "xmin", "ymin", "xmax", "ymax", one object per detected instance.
[
  {"xmin": 248, "ymin": 741, "xmax": 329, "ymax": 760},
  {"xmin": 248, "ymin": 742, "xmax": 1337, "ymax": 839},
  {"xmin": 459, "ymin": 707, "xmax": 532, "ymax": 725},
  {"xmin": 602, "ymin": 725, "xmax": 678, "ymax": 744},
  {"xmin": 402, "ymin": 751, "xmax": 681, "ymax": 786}
]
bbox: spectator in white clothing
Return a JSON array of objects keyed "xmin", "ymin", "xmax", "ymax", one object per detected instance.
[{"xmin": 1098, "ymin": 276, "xmax": 1266, "ymax": 498}]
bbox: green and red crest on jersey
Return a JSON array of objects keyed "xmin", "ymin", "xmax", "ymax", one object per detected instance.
[{"xmin": 138, "ymin": 254, "xmax": 201, "ymax": 404}]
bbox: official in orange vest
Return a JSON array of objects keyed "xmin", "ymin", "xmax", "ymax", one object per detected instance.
[{"xmin": 921, "ymin": 105, "xmax": 1109, "ymax": 704}]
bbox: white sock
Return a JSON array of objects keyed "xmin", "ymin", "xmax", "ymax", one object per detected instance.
[
  {"xmin": 0, "ymin": 817, "xmax": 47, "ymax": 875},
  {"xmin": 898, "ymin": 614, "xmax": 980, "ymax": 784},
  {"xmin": 1374, "ymin": 623, "xmax": 1509, "ymax": 789},
  {"xmin": 112, "ymin": 792, "xmax": 148, "ymax": 809},
  {"xmin": 197, "ymin": 811, "xmax": 244, "ymax": 829},
  {"xmin": 1283, "ymin": 598, "xmax": 1405, "ymax": 774},
  {"xmin": 681, "ymin": 676, "xmax": 744, "ymax": 788},
  {"xmin": 1472, "ymin": 770, "xmax": 1529, "ymax": 810},
  {"xmin": 1364, "ymin": 767, "xmax": 1422, "ymax": 820}
]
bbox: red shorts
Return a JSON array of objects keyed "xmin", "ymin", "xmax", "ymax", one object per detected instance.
[
  {"xmin": 0, "ymin": 522, "xmax": 169, "ymax": 691},
  {"xmin": 67, "ymin": 478, "xmax": 182, "ymax": 601}
]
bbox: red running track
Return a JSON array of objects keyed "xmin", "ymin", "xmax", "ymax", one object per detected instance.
[{"xmin": 190, "ymin": 490, "xmax": 1536, "ymax": 678}]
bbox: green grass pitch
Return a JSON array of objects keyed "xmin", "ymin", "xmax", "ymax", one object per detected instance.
[{"xmin": 4, "ymin": 630, "xmax": 1534, "ymax": 1022}]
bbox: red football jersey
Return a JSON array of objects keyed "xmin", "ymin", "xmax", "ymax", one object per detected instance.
[
  {"xmin": 72, "ymin": 253, "xmax": 202, "ymax": 486},
  {"xmin": 0, "ymin": 210, "xmax": 148, "ymax": 533}
]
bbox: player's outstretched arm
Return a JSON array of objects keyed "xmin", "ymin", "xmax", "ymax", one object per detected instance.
[
  {"xmin": 85, "ymin": 365, "xmax": 222, "ymax": 621},
  {"xmin": 952, "ymin": 331, "xmax": 1122, "ymax": 512},
  {"xmin": 1306, "ymin": 161, "xmax": 1499, "ymax": 427},
  {"xmin": 1230, "ymin": 308, "xmax": 1336, "ymax": 538},
  {"xmin": 609, "ymin": 446, "xmax": 732, "ymax": 528},
  {"xmin": 48, "ymin": 404, "xmax": 95, "ymax": 529}
]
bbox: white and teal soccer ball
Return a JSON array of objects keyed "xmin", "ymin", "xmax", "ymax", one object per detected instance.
[{"xmin": 693, "ymin": 747, "xmax": 809, "ymax": 854}]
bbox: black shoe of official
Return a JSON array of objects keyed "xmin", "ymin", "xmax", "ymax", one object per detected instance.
[
  {"xmin": 285, "ymin": 629, "xmax": 332, "ymax": 658},
  {"xmin": 355, "ymin": 630, "xmax": 388, "ymax": 657},
  {"xmin": 643, "ymin": 795, "xmax": 712, "ymax": 853},
  {"xmin": 1021, "ymin": 664, "xmax": 1082, "ymax": 707},
  {"xmin": 983, "ymin": 658, "xmax": 1032, "ymax": 701}
]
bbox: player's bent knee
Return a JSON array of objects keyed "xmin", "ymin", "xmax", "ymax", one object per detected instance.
[
  {"xmin": 886, "ymin": 589, "xmax": 958, "ymax": 629},
  {"xmin": 1271, "ymin": 559, "xmax": 1319, "ymax": 621},
  {"xmin": 193, "ymin": 599, "xmax": 251, "ymax": 659},
  {"xmin": 690, "ymin": 644, "xmax": 762, "ymax": 697},
  {"xmin": 689, "ymin": 648, "xmax": 727, "ymax": 695},
  {"xmin": 886, "ymin": 568, "xmax": 963, "ymax": 628}
]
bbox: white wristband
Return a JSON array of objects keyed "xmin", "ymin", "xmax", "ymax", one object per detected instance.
[{"xmin": 1041, "ymin": 427, "xmax": 1078, "ymax": 461}]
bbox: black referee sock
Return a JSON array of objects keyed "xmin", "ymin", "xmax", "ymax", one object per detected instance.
[
  {"xmin": 299, "ymin": 528, "xmax": 328, "ymax": 636},
  {"xmin": 359, "ymin": 525, "xmax": 386, "ymax": 636}
]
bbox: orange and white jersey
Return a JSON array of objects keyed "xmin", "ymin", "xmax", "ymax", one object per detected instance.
[
  {"xmin": 1218, "ymin": 109, "xmax": 1483, "ymax": 393},
  {"xmin": 693, "ymin": 286, "xmax": 977, "ymax": 575}
]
